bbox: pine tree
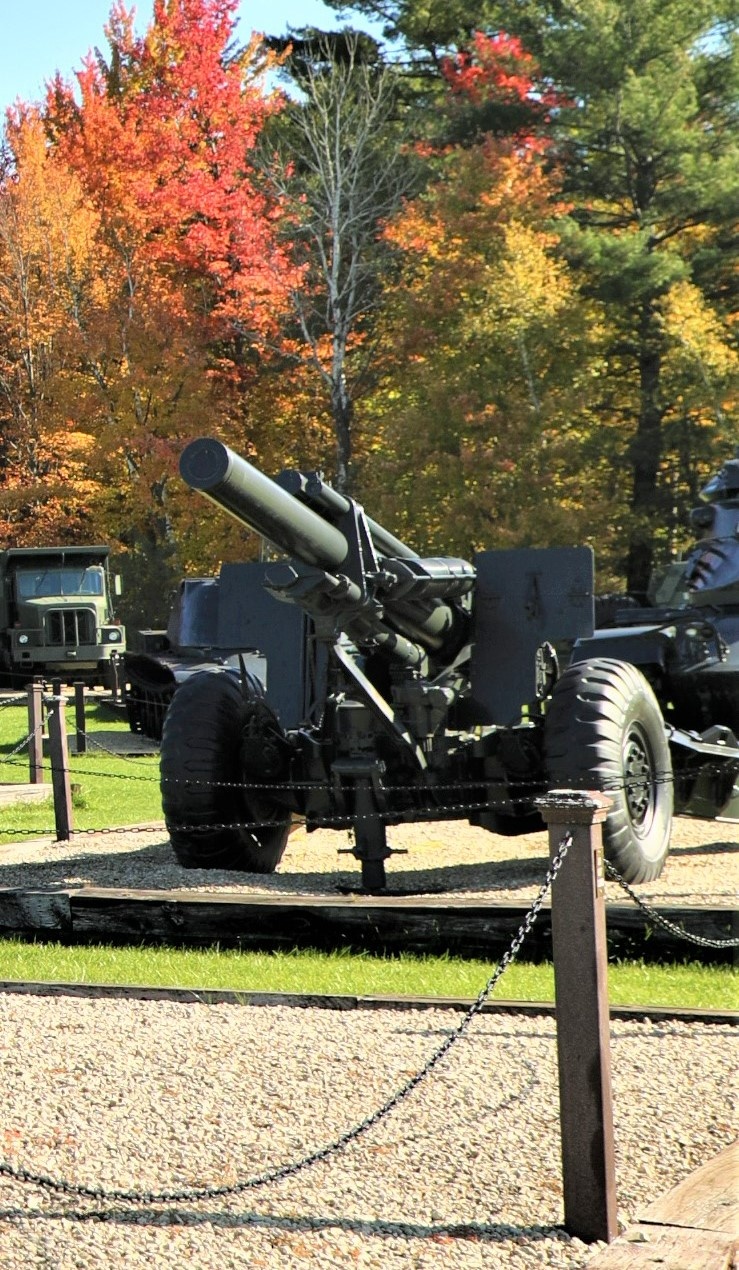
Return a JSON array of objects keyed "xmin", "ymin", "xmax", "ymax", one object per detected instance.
[{"xmin": 332, "ymin": 0, "xmax": 739, "ymax": 589}]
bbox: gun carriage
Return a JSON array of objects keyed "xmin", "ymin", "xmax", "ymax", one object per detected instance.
[{"xmin": 158, "ymin": 438, "xmax": 739, "ymax": 891}]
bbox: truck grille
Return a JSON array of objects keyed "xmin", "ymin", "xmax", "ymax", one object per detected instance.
[{"xmin": 46, "ymin": 609, "xmax": 96, "ymax": 646}]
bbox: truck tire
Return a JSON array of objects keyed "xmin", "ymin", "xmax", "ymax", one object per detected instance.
[
  {"xmin": 544, "ymin": 658, "xmax": 673, "ymax": 883},
  {"xmin": 160, "ymin": 671, "xmax": 290, "ymax": 872}
]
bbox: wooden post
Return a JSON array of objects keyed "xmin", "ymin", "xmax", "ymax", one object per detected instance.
[
  {"xmin": 27, "ymin": 681, "xmax": 44, "ymax": 784},
  {"xmin": 74, "ymin": 681, "xmax": 87, "ymax": 754},
  {"xmin": 47, "ymin": 680, "xmax": 73, "ymax": 842},
  {"xmin": 537, "ymin": 789, "xmax": 619, "ymax": 1245},
  {"xmin": 110, "ymin": 654, "xmax": 120, "ymax": 703}
]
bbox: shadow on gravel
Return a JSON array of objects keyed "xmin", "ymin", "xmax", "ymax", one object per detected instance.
[
  {"xmin": 0, "ymin": 841, "xmax": 552, "ymax": 896},
  {"xmin": 0, "ymin": 1203, "xmax": 569, "ymax": 1244},
  {"xmin": 669, "ymin": 839, "xmax": 738, "ymax": 856},
  {"xmin": 1, "ymin": 832, "xmax": 735, "ymax": 896}
]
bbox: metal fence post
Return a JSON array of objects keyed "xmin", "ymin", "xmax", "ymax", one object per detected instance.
[
  {"xmin": 27, "ymin": 681, "xmax": 44, "ymax": 783},
  {"xmin": 47, "ymin": 679, "xmax": 73, "ymax": 842},
  {"xmin": 536, "ymin": 789, "xmax": 618, "ymax": 1245},
  {"xmin": 110, "ymin": 653, "xmax": 122, "ymax": 703}
]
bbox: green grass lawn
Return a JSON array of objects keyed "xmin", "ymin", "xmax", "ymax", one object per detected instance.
[
  {"xmin": 1, "ymin": 694, "xmax": 735, "ymax": 1013},
  {"xmin": 0, "ymin": 695, "xmax": 162, "ymax": 836},
  {"xmin": 0, "ymin": 939, "xmax": 735, "ymax": 1010}
]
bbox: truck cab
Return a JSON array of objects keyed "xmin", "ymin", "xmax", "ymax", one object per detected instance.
[{"xmin": 0, "ymin": 545, "xmax": 125, "ymax": 687}]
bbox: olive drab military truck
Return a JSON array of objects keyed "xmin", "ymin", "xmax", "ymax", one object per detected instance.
[{"xmin": 0, "ymin": 546, "xmax": 125, "ymax": 688}]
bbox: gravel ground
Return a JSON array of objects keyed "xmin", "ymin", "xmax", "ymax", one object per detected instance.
[
  {"xmin": 0, "ymin": 813, "xmax": 736, "ymax": 904},
  {"xmin": 0, "ymin": 808, "xmax": 736, "ymax": 1268},
  {"xmin": 0, "ymin": 997, "xmax": 735, "ymax": 1270}
]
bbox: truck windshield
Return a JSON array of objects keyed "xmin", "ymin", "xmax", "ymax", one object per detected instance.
[{"xmin": 16, "ymin": 566, "xmax": 105, "ymax": 599}]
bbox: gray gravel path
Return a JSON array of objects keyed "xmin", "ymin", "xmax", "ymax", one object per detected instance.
[
  {"xmin": 0, "ymin": 815, "xmax": 736, "ymax": 905},
  {"xmin": 0, "ymin": 996, "xmax": 735, "ymax": 1270},
  {"xmin": 0, "ymin": 812, "xmax": 736, "ymax": 1267}
]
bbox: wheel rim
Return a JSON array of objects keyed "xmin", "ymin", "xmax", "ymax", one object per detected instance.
[{"xmin": 622, "ymin": 723, "xmax": 656, "ymax": 833}]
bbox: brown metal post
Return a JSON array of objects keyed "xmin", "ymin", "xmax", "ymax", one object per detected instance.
[
  {"xmin": 74, "ymin": 682, "xmax": 87, "ymax": 755},
  {"xmin": 537, "ymin": 789, "xmax": 618, "ymax": 1245},
  {"xmin": 47, "ymin": 680, "xmax": 73, "ymax": 841},
  {"xmin": 27, "ymin": 681, "xmax": 44, "ymax": 783}
]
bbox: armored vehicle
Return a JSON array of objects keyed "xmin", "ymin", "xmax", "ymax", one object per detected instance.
[
  {"xmin": 158, "ymin": 439, "xmax": 738, "ymax": 891},
  {"xmin": 125, "ymin": 572, "xmax": 301, "ymax": 742},
  {"xmin": 0, "ymin": 546, "xmax": 125, "ymax": 688},
  {"xmin": 124, "ymin": 579, "xmax": 269, "ymax": 741},
  {"xmin": 571, "ymin": 450, "xmax": 739, "ymax": 825}
]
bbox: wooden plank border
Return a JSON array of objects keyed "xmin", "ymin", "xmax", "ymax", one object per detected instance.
[
  {"xmin": 0, "ymin": 887, "xmax": 734, "ymax": 961},
  {"xmin": 587, "ymin": 1142, "xmax": 738, "ymax": 1269},
  {"xmin": 0, "ymin": 978, "xmax": 736, "ymax": 1025}
]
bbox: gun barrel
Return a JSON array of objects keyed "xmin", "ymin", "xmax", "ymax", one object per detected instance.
[
  {"xmin": 179, "ymin": 438, "xmax": 349, "ymax": 570},
  {"xmin": 277, "ymin": 470, "xmax": 418, "ymax": 562},
  {"xmin": 180, "ymin": 437, "xmax": 472, "ymax": 662}
]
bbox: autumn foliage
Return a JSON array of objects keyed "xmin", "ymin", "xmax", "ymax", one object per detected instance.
[
  {"xmin": 0, "ymin": 2, "xmax": 735, "ymax": 620},
  {"xmin": 0, "ymin": 2, "xmax": 329, "ymax": 619},
  {"xmin": 440, "ymin": 31, "xmax": 562, "ymax": 143},
  {"xmin": 359, "ymin": 35, "xmax": 614, "ymax": 560}
]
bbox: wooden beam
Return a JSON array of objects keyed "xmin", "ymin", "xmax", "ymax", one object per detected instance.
[
  {"xmin": 27, "ymin": 682, "xmax": 44, "ymax": 783},
  {"xmin": 588, "ymin": 1143, "xmax": 738, "ymax": 1268},
  {"xmin": 0, "ymin": 887, "xmax": 734, "ymax": 961},
  {"xmin": 0, "ymin": 979, "xmax": 734, "ymax": 1028},
  {"xmin": 639, "ymin": 1140, "xmax": 739, "ymax": 1236},
  {"xmin": 586, "ymin": 1225, "xmax": 736, "ymax": 1268}
]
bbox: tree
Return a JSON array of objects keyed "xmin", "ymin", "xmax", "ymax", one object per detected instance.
[
  {"xmin": 331, "ymin": 0, "xmax": 739, "ymax": 591},
  {"xmin": 34, "ymin": 0, "xmax": 299, "ymax": 603},
  {"xmin": 360, "ymin": 33, "xmax": 610, "ymax": 561},
  {"xmin": 0, "ymin": 111, "xmax": 108, "ymax": 542},
  {"xmin": 546, "ymin": 0, "xmax": 738, "ymax": 591},
  {"xmin": 257, "ymin": 32, "xmax": 418, "ymax": 493}
]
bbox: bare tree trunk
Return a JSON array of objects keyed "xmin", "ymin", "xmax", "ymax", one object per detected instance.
[
  {"xmin": 332, "ymin": 374, "xmax": 353, "ymax": 494},
  {"xmin": 626, "ymin": 301, "xmax": 662, "ymax": 597},
  {"xmin": 257, "ymin": 35, "xmax": 415, "ymax": 496}
]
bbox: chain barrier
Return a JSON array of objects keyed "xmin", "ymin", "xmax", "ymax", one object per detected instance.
[
  {"xmin": 0, "ymin": 830, "xmax": 571, "ymax": 1204},
  {"xmin": 70, "ymin": 727, "xmax": 157, "ymax": 765},
  {"xmin": 0, "ymin": 757, "xmax": 734, "ymax": 840},
  {"xmin": 604, "ymin": 859, "xmax": 739, "ymax": 949},
  {"xmin": 0, "ymin": 703, "xmax": 734, "ymax": 946},
  {"xmin": 0, "ymin": 693, "xmax": 29, "ymax": 709},
  {"xmin": 2, "ymin": 721, "xmax": 43, "ymax": 761},
  {"xmin": 0, "ymin": 757, "xmax": 686, "ymax": 789},
  {"xmin": 1, "ymin": 752, "xmax": 159, "ymax": 782}
]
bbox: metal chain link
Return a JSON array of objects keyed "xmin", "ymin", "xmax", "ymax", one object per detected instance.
[
  {"xmin": 0, "ymin": 832, "xmax": 571, "ymax": 1204},
  {"xmin": 2, "ymin": 722, "xmax": 43, "ymax": 760},
  {"xmin": 1, "ymin": 754, "xmax": 159, "ymax": 782},
  {"xmin": 71, "ymin": 728, "xmax": 157, "ymax": 764},
  {"xmin": 604, "ymin": 859, "xmax": 739, "ymax": 948},
  {"xmin": 0, "ymin": 693, "xmax": 29, "ymax": 709}
]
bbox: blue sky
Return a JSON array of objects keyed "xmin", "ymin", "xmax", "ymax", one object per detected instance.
[{"xmin": 0, "ymin": 1, "xmax": 379, "ymax": 115}]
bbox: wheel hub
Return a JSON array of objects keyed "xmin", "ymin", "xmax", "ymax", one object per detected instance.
[{"xmin": 623, "ymin": 731, "xmax": 653, "ymax": 826}]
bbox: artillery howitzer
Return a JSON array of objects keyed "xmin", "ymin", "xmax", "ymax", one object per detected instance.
[{"xmin": 160, "ymin": 438, "xmax": 738, "ymax": 891}]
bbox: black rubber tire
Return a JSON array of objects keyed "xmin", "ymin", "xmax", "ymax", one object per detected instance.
[
  {"xmin": 544, "ymin": 657, "xmax": 673, "ymax": 883},
  {"xmin": 160, "ymin": 671, "xmax": 290, "ymax": 871}
]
